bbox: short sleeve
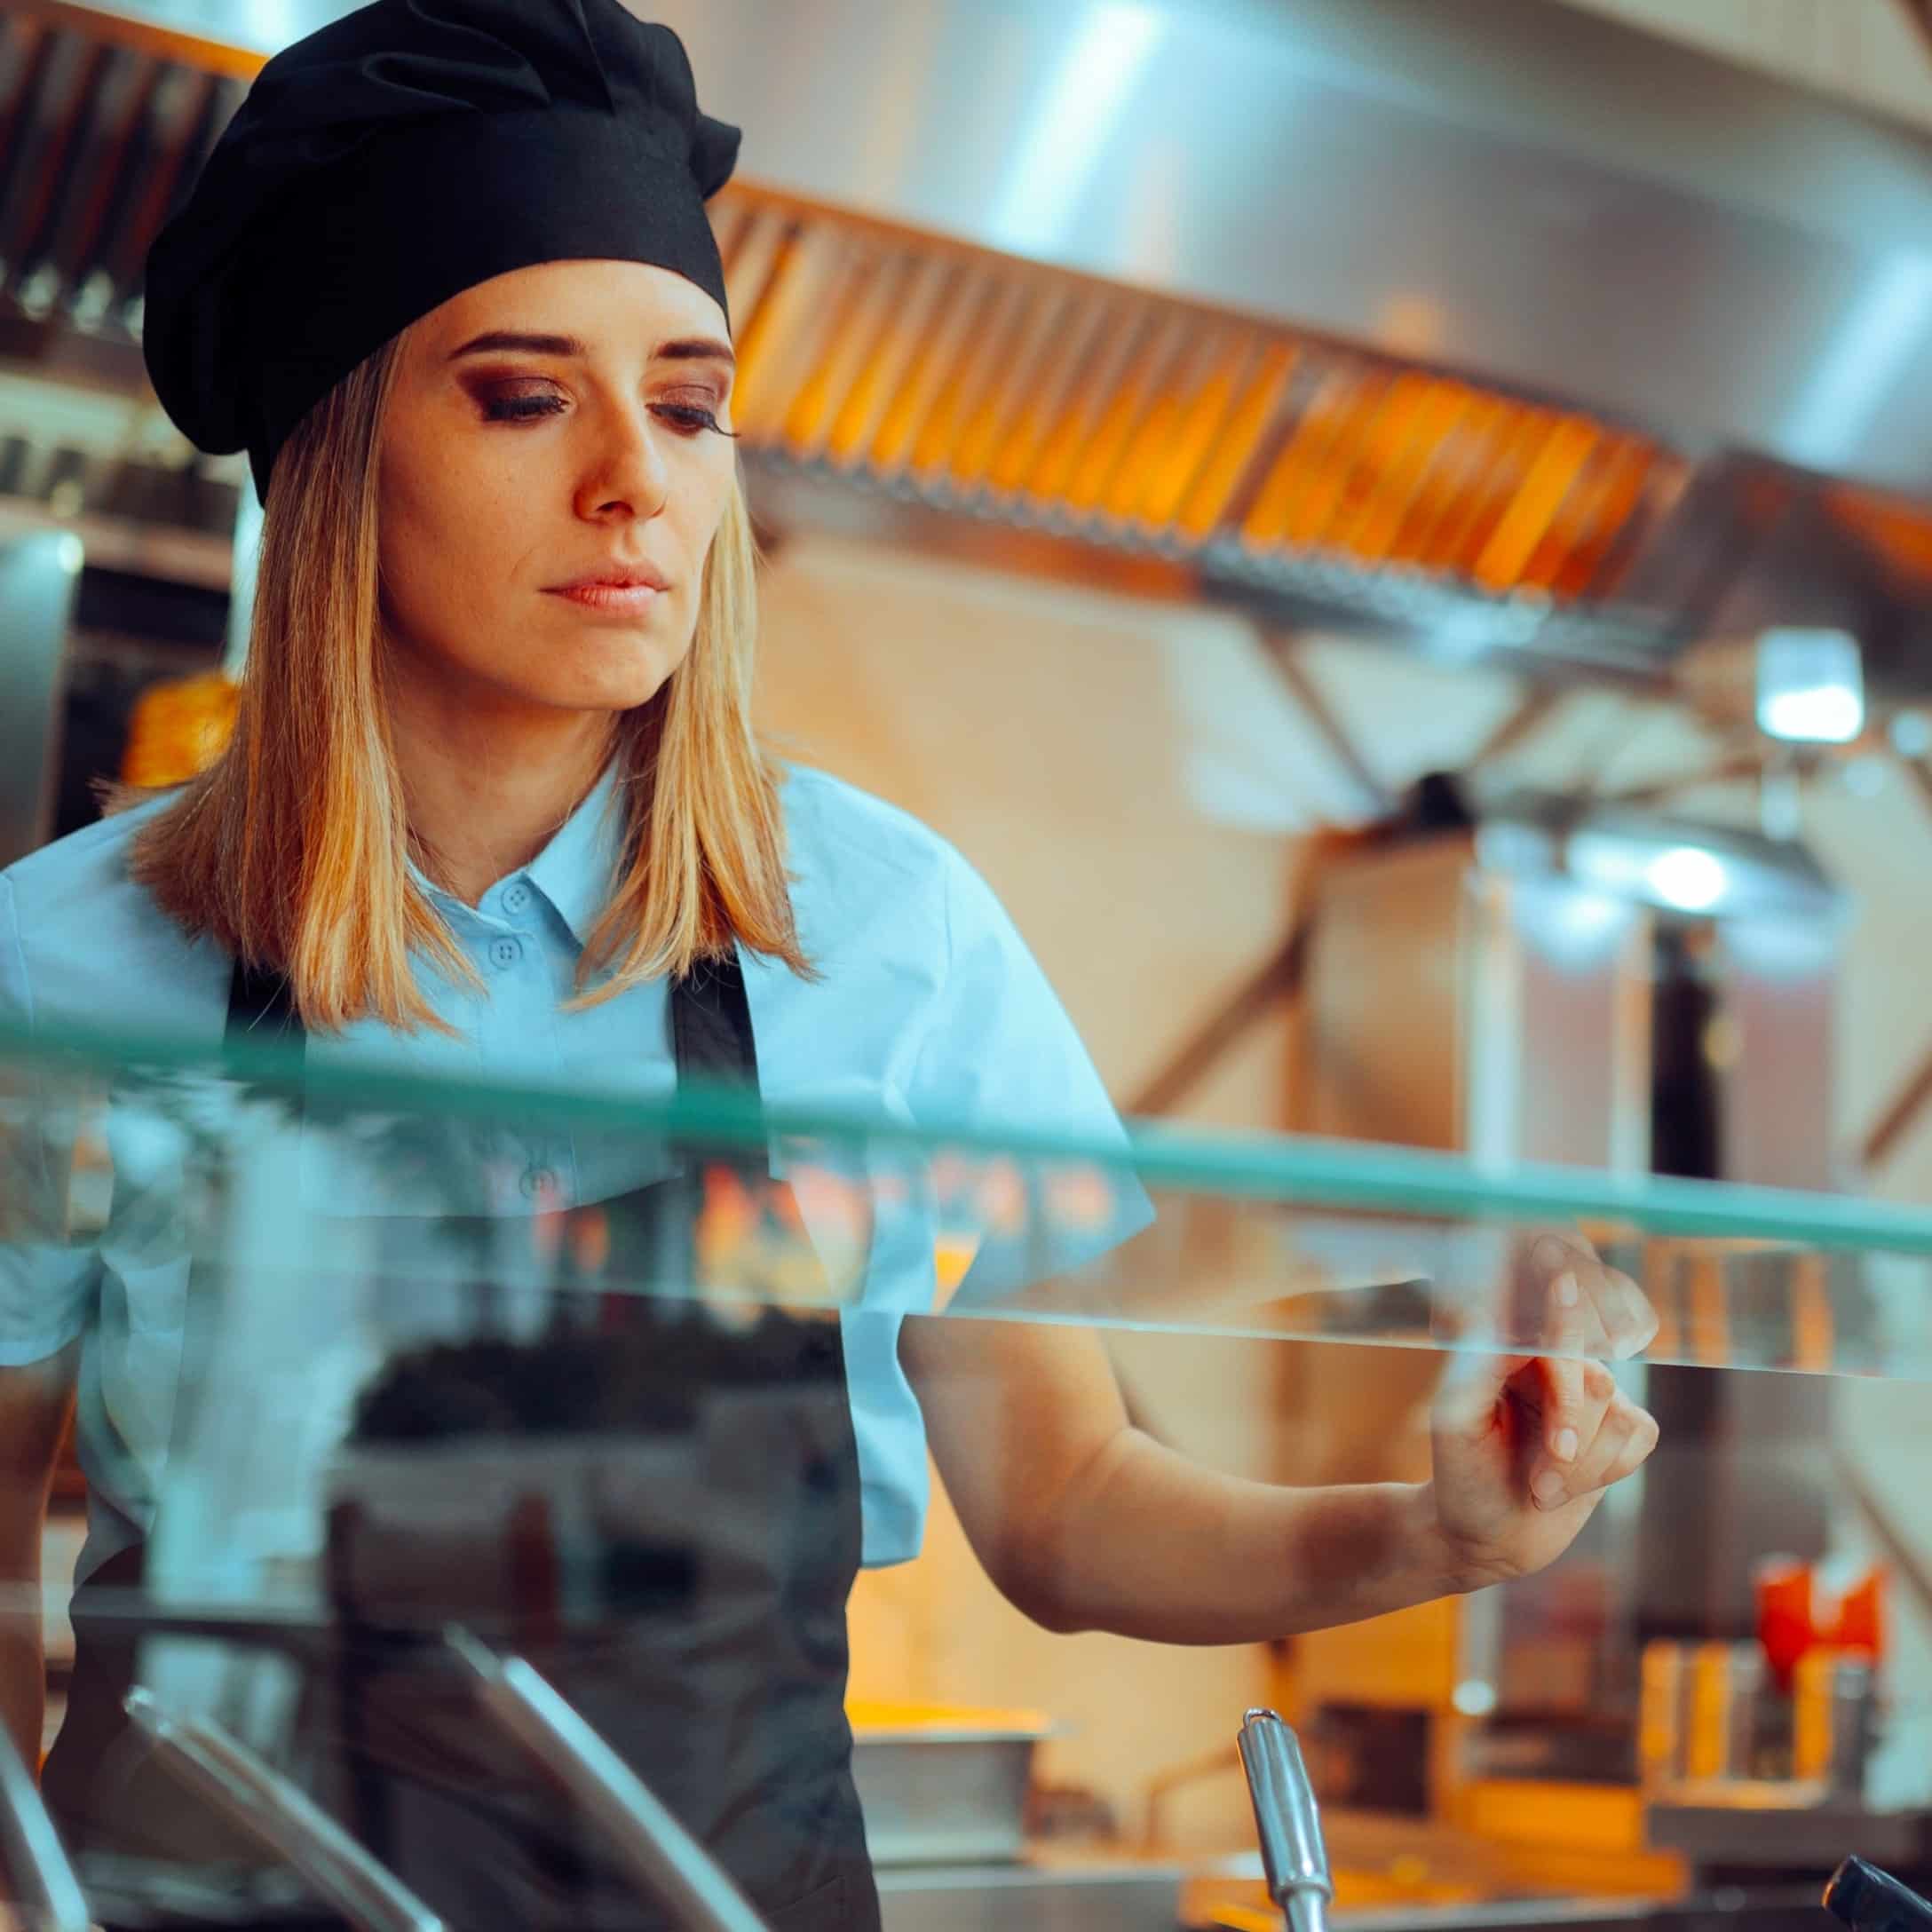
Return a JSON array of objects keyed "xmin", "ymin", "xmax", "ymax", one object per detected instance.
[
  {"xmin": 904, "ymin": 850, "xmax": 1153, "ymax": 1304},
  {"xmin": 0, "ymin": 873, "xmax": 98, "ymax": 1365}
]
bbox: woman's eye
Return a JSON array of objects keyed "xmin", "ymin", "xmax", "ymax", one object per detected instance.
[
  {"xmin": 483, "ymin": 390, "xmax": 566, "ymax": 424},
  {"xmin": 653, "ymin": 403, "xmax": 736, "ymax": 438}
]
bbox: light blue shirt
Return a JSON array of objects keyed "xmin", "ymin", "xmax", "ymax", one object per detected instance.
[{"xmin": 0, "ymin": 764, "xmax": 1149, "ymax": 1576}]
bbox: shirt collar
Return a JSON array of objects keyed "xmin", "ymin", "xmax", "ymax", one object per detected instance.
[
  {"xmin": 409, "ymin": 760, "xmax": 626, "ymax": 947},
  {"xmin": 523, "ymin": 758, "xmax": 627, "ymax": 946}
]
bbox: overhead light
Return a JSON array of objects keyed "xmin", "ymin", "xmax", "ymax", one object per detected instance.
[
  {"xmin": 1567, "ymin": 829, "xmax": 1732, "ymax": 915},
  {"xmin": 1642, "ymin": 845, "xmax": 1729, "ymax": 914},
  {"xmin": 1755, "ymin": 628, "xmax": 1865, "ymax": 745},
  {"xmin": 1488, "ymin": 795, "xmax": 1838, "ymax": 922}
]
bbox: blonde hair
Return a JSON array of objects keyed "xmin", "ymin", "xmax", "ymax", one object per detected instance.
[{"xmin": 131, "ymin": 329, "xmax": 809, "ymax": 1033}]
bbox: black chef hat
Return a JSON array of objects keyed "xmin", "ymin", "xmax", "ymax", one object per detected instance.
[{"xmin": 142, "ymin": 0, "xmax": 741, "ymax": 503}]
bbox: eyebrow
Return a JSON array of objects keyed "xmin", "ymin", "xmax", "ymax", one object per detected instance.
[{"xmin": 447, "ymin": 330, "xmax": 735, "ymax": 368}]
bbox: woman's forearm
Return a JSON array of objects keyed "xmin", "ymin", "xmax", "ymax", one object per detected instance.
[{"xmin": 1030, "ymin": 1428, "xmax": 1471, "ymax": 1643}]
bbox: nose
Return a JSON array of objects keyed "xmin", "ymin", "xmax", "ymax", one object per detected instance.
[{"xmin": 574, "ymin": 401, "xmax": 670, "ymax": 526}]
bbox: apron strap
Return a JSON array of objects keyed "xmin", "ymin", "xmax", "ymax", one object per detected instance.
[
  {"xmin": 669, "ymin": 952, "xmax": 760, "ymax": 1092},
  {"xmin": 225, "ymin": 959, "xmax": 301, "ymax": 1043}
]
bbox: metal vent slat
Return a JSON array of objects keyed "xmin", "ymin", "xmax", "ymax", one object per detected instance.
[
  {"xmin": 0, "ymin": 19, "xmax": 58, "ymax": 256},
  {"xmin": 1126, "ymin": 326, "xmax": 1248, "ymax": 531},
  {"xmin": 825, "ymin": 253, "xmax": 951, "ymax": 470},
  {"xmin": 983, "ymin": 287, "xmax": 1112, "ymax": 500},
  {"xmin": 780, "ymin": 238, "xmax": 889, "ymax": 455},
  {"xmin": 121, "ymin": 67, "xmax": 231, "ymax": 325},
  {"xmin": 0, "ymin": 21, "xmax": 83, "ymax": 281},
  {"xmin": 952, "ymin": 282, "xmax": 1070, "ymax": 494},
  {"xmin": 1104, "ymin": 317, "xmax": 1227, "ymax": 528},
  {"xmin": 12, "ymin": 36, "xmax": 116, "ymax": 292},
  {"xmin": 732, "ymin": 220, "xmax": 852, "ymax": 436},
  {"xmin": 1176, "ymin": 342, "xmax": 1297, "ymax": 541},
  {"xmin": 1020, "ymin": 297, "xmax": 1154, "ymax": 508},
  {"xmin": 1525, "ymin": 436, "xmax": 1636, "ymax": 595},
  {"xmin": 58, "ymin": 50, "xmax": 163, "ymax": 311}
]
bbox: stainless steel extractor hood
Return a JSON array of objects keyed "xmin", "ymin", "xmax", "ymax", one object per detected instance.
[{"xmin": 4, "ymin": 0, "xmax": 1930, "ymax": 690}]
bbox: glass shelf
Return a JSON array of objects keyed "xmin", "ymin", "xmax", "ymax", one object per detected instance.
[{"xmin": 4, "ymin": 1014, "xmax": 1926, "ymax": 1382}]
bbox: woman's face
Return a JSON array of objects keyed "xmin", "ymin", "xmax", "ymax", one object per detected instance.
[{"xmin": 377, "ymin": 257, "xmax": 738, "ymax": 718}]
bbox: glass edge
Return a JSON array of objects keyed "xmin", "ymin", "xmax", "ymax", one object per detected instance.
[{"xmin": 6, "ymin": 1015, "xmax": 1932, "ymax": 1255}]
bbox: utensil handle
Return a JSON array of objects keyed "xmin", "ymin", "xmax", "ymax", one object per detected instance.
[
  {"xmin": 123, "ymin": 1689, "xmax": 447, "ymax": 1932},
  {"xmin": 1238, "ymin": 1707, "xmax": 1332, "ymax": 1932},
  {"xmin": 447, "ymin": 1627, "xmax": 770, "ymax": 1932},
  {"xmin": 1826, "ymin": 1857, "xmax": 1932, "ymax": 1932},
  {"xmin": 0, "ymin": 1719, "xmax": 90, "ymax": 1932}
]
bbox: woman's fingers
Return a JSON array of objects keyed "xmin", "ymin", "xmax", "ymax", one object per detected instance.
[
  {"xmin": 1510, "ymin": 1269, "xmax": 1607, "ymax": 1504},
  {"xmin": 1545, "ymin": 1387, "xmax": 1660, "ymax": 1508},
  {"xmin": 1514, "ymin": 1231, "xmax": 1658, "ymax": 1362},
  {"xmin": 1525, "ymin": 1353, "xmax": 1618, "ymax": 1509}
]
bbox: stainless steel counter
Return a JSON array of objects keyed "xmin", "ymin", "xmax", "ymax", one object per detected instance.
[
  {"xmin": 1647, "ymin": 1796, "xmax": 1932, "ymax": 1873},
  {"xmin": 875, "ymin": 1859, "xmax": 1186, "ymax": 1932},
  {"xmin": 875, "ymin": 1867, "xmax": 1833, "ymax": 1932}
]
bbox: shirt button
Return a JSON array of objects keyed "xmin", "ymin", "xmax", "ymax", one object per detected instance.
[
  {"xmin": 519, "ymin": 1165, "xmax": 558, "ymax": 1201},
  {"xmin": 503, "ymin": 883, "xmax": 533, "ymax": 915},
  {"xmin": 488, "ymin": 935, "xmax": 523, "ymax": 971}
]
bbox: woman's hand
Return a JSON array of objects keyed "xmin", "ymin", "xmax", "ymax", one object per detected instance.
[{"xmin": 1427, "ymin": 1232, "xmax": 1659, "ymax": 1590}]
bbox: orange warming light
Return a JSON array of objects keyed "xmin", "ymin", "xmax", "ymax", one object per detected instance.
[{"xmin": 120, "ymin": 670, "xmax": 239, "ymax": 787}]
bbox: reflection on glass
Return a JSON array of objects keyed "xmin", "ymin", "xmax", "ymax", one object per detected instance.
[{"xmin": 3, "ymin": 1018, "xmax": 1929, "ymax": 1922}]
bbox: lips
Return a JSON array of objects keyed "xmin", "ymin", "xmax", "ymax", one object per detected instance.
[
  {"xmin": 542, "ymin": 564, "xmax": 670, "ymax": 615},
  {"xmin": 548, "ymin": 567, "xmax": 669, "ymax": 593},
  {"xmin": 546, "ymin": 581, "xmax": 664, "ymax": 614}
]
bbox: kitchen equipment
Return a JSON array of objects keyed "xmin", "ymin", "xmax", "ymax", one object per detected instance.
[
  {"xmin": 847, "ymin": 1702, "xmax": 1048, "ymax": 1868},
  {"xmin": 1756, "ymin": 1559, "xmax": 1888, "ymax": 1690},
  {"xmin": 1794, "ymin": 1651, "xmax": 1877, "ymax": 1801},
  {"xmin": 0, "ymin": 1712, "xmax": 91, "ymax": 1932},
  {"xmin": 1640, "ymin": 1633, "xmax": 1877, "ymax": 1803},
  {"xmin": 1237, "ymin": 1708, "xmax": 1333, "ymax": 1932},
  {"xmin": 448, "ymin": 1627, "xmax": 769, "ymax": 1932},
  {"xmin": 1825, "ymin": 1857, "xmax": 1932, "ymax": 1932},
  {"xmin": 1685, "ymin": 1643, "xmax": 1765, "ymax": 1783},
  {"xmin": 1640, "ymin": 1641, "xmax": 1692, "ymax": 1789},
  {"xmin": 1647, "ymin": 1793, "xmax": 1932, "ymax": 1877},
  {"xmin": 123, "ymin": 1690, "xmax": 445, "ymax": 1932},
  {"xmin": 1642, "ymin": 1639, "xmax": 1768, "ymax": 1787},
  {"xmin": 873, "ymin": 1860, "xmax": 1184, "ymax": 1932}
]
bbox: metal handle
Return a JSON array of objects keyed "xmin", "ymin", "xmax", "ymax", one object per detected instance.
[
  {"xmin": 123, "ymin": 1689, "xmax": 447, "ymax": 1932},
  {"xmin": 447, "ymin": 1627, "xmax": 770, "ymax": 1932},
  {"xmin": 1238, "ymin": 1708, "xmax": 1332, "ymax": 1932},
  {"xmin": 0, "ymin": 1718, "xmax": 90, "ymax": 1932},
  {"xmin": 1825, "ymin": 1857, "xmax": 1932, "ymax": 1932}
]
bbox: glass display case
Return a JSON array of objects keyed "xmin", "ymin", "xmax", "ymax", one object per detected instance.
[{"xmin": 2, "ymin": 1014, "xmax": 1928, "ymax": 1931}]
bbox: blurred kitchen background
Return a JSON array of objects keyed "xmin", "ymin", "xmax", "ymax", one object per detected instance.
[{"xmin": 6, "ymin": 0, "xmax": 1932, "ymax": 1926}]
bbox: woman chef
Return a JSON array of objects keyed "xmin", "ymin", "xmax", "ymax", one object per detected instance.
[{"xmin": 0, "ymin": 4, "xmax": 1659, "ymax": 1927}]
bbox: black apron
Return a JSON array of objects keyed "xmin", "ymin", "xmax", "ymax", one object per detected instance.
[{"xmin": 44, "ymin": 955, "xmax": 882, "ymax": 1932}]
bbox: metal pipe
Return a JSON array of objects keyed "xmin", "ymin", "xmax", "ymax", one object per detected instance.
[
  {"xmin": 0, "ymin": 1716, "xmax": 91, "ymax": 1932},
  {"xmin": 123, "ymin": 1689, "xmax": 447, "ymax": 1932},
  {"xmin": 447, "ymin": 1627, "xmax": 770, "ymax": 1932},
  {"xmin": 1237, "ymin": 1707, "xmax": 1332, "ymax": 1932}
]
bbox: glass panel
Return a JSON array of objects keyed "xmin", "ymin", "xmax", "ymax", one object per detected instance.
[
  {"xmin": 2, "ymin": 1018, "xmax": 1921, "ymax": 1928},
  {"xmin": 5, "ymin": 1016, "xmax": 1928, "ymax": 1378}
]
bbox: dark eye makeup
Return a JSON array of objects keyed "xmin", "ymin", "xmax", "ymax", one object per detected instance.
[{"xmin": 471, "ymin": 381, "xmax": 734, "ymax": 438}]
